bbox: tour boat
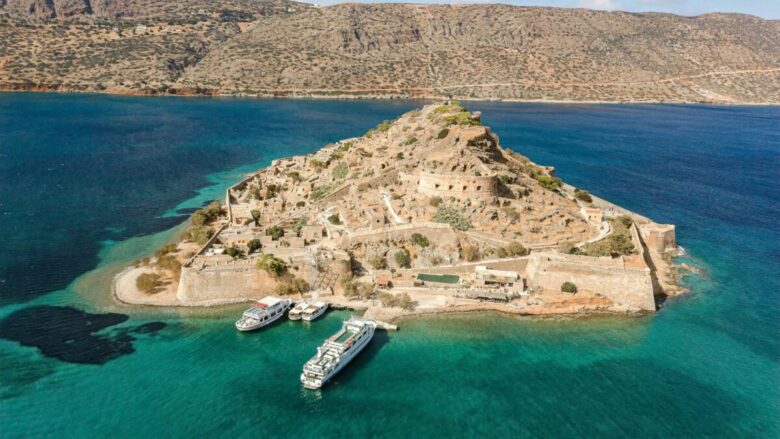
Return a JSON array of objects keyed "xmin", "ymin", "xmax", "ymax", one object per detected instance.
[
  {"xmin": 300, "ymin": 317, "xmax": 376, "ymax": 389},
  {"xmin": 288, "ymin": 301, "xmax": 309, "ymax": 321},
  {"xmin": 235, "ymin": 296, "xmax": 292, "ymax": 331},
  {"xmin": 301, "ymin": 301, "xmax": 328, "ymax": 321}
]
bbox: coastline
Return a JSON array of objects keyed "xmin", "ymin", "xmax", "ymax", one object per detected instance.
[{"xmin": 3, "ymin": 85, "xmax": 779, "ymax": 106}]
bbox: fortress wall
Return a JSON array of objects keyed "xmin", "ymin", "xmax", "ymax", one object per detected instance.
[
  {"xmin": 349, "ymin": 222, "xmax": 459, "ymax": 246},
  {"xmin": 319, "ymin": 182, "xmax": 351, "ymax": 205},
  {"xmin": 638, "ymin": 223, "xmax": 676, "ymax": 254},
  {"xmin": 357, "ymin": 168, "xmax": 399, "ymax": 192},
  {"xmin": 177, "ymin": 263, "xmax": 280, "ymax": 304},
  {"xmin": 416, "ymin": 171, "xmax": 497, "ymax": 199},
  {"xmin": 411, "ymin": 258, "xmax": 529, "ymax": 276},
  {"xmin": 525, "ymin": 253, "xmax": 656, "ymax": 311}
]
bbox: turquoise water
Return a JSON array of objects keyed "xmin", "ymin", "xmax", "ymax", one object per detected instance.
[{"xmin": 1, "ymin": 94, "xmax": 778, "ymax": 438}]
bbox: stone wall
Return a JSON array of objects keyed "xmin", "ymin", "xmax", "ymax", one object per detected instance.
[
  {"xmin": 177, "ymin": 262, "xmax": 280, "ymax": 305},
  {"xmin": 412, "ymin": 171, "xmax": 497, "ymax": 199},
  {"xmin": 349, "ymin": 222, "xmax": 458, "ymax": 246},
  {"xmin": 638, "ymin": 223, "xmax": 676, "ymax": 254},
  {"xmin": 524, "ymin": 252, "xmax": 656, "ymax": 311}
]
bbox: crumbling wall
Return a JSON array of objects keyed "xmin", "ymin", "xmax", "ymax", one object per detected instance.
[
  {"xmin": 177, "ymin": 263, "xmax": 279, "ymax": 305},
  {"xmin": 416, "ymin": 171, "xmax": 497, "ymax": 199}
]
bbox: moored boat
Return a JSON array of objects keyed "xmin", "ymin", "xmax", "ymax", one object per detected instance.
[
  {"xmin": 288, "ymin": 301, "xmax": 309, "ymax": 321},
  {"xmin": 235, "ymin": 297, "xmax": 292, "ymax": 331},
  {"xmin": 300, "ymin": 317, "xmax": 376, "ymax": 389},
  {"xmin": 301, "ymin": 301, "xmax": 328, "ymax": 321}
]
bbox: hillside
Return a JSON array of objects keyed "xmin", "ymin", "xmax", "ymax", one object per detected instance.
[{"xmin": 2, "ymin": 2, "xmax": 779, "ymax": 103}]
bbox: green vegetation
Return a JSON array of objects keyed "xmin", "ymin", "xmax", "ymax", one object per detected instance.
[
  {"xmin": 332, "ymin": 162, "xmax": 349, "ymax": 180},
  {"xmin": 191, "ymin": 201, "xmax": 223, "ymax": 226},
  {"xmin": 136, "ymin": 273, "xmax": 162, "ymax": 294},
  {"xmin": 417, "ymin": 273, "xmax": 459, "ymax": 284},
  {"xmin": 247, "ymin": 239, "xmax": 262, "ymax": 254},
  {"xmin": 309, "ymin": 159, "xmax": 326, "ymax": 170},
  {"xmin": 250, "ymin": 209, "xmax": 261, "ymax": 226},
  {"xmin": 536, "ymin": 174, "xmax": 562, "ymax": 191},
  {"xmin": 561, "ymin": 281, "xmax": 578, "ymax": 294},
  {"xmin": 287, "ymin": 171, "xmax": 301, "ymax": 183},
  {"xmin": 403, "ymin": 136, "xmax": 417, "ymax": 146},
  {"xmin": 295, "ymin": 201, "xmax": 306, "ymax": 208},
  {"xmin": 184, "ymin": 226, "xmax": 214, "ymax": 245},
  {"xmin": 266, "ymin": 225, "xmax": 284, "ymax": 241},
  {"xmin": 369, "ymin": 255, "xmax": 388, "ymax": 270},
  {"xmin": 274, "ymin": 276, "xmax": 310, "ymax": 295},
  {"xmin": 328, "ymin": 214, "xmax": 342, "ymax": 225},
  {"xmin": 443, "ymin": 112, "xmax": 482, "ymax": 126},
  {"xmin": 502, "ymin": 206, "xmax": 520, "ymax": 221},
  {"xmin": 292, "ymin": 216, "xmax": 308, "ymax": 236},
  {"xmin": 582, "ymin": 216, "xmax": 635, "ymax": 257},
  {"xmin": 224, "ymin": 246, "xmax": 243, "ymax": 259},
  {"xmin": 436, "ymin": 128, "xmax": 450, "ymax": 139},
  {"xmin": 256, "ymin": 253, "xmax": 287, "ymax": 277},
  {"xmin": 433, "ymin": 206, "xmax": 472, "ymax": 230},
  {"xmin": 410, "ymin": 233, "xmax": 430, "ymax": 247},
  {"xmin": 154, "ymin": 243, "xmax": 177, "ymax": 259},
  {"xmin": 429, "ymin": 196, "xmax": 443, "ymax": 207},
  {"xmin": 574, "ymin": 189, "xmax": 593, "ymax": 203},
  {"xmin": 394, "ymin": 249, "xmax": 411, "ymax": 268},
  {"xmin": 365, "ymin": 120, "xmax": 393, "ymax": 138},
  {"xmin": 506, "ymin": 241, "xmax": 528, "ymax": 257},
  {"xmin": 378, "ymin": 291, "xmax": 417, "ymax": 310},
  {"xmin": 310, "ymin": 183, "xmax": 334, "ymax": 201}
]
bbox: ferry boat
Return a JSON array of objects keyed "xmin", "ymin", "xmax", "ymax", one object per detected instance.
[
  {"xmin": 301, "ymin": 301, "xmax": 328, "ymax": 321},
  {"xmin": 288, "ymin": 301, "xmax": 309, "ymax": 321},
  {"xmin": 300, "ymin": 317, "xmax": 376, "ymax": 389},
  {"xmin": 235, "ymin": 296, "xmax": 292, "ymax": 331}
]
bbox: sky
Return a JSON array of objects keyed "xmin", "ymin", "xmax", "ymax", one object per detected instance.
[{"xmin": 313, "ymin": 0, "xmax": 780, "ymax": 19}]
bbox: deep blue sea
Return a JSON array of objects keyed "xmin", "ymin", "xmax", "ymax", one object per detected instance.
[{"xmin": 0, "ymin": 93, "xmax": 778, "ymax": 438}]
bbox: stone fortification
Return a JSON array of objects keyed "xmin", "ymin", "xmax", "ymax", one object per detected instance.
[{"xmin": 177, "ymin": 263, "xmax": 280, "ymax": 305}]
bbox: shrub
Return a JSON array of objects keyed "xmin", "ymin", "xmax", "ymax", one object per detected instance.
[
  {"xmin": 309, "ymin": 159, "xmax": 325, "ymax": 170},
  {"xmin": 410, "ymin": 233, "xmax": 430, "ymax": 247},
  {"xmin": 287, "ymin": 171, "xmax": 301, "ymax": 183},
  {"xmin": 506, "ymin": 241, "xmax": 528, "ymax": 257},
  {"xmin": 266, "ymin": 225, "xmax": 284, "ymax": 241},
  {"xmin": 295, "ymin": 201, "xmax": 306, "ymax": 208},
  {"xmin": 136, "ymin": 273, "xmax": 162, "ymax": 294},
  {"xmin": 436, "ymin": 128, "xmax": 449, "ymax": 139},
  {"xmin": 156, "ymin": 254, "xmax": 181, "ymax": 275},
  {"xmin": 429, "ymin": 196, "xmax": 443, "ymax": 207},
  {"xmin": 617, "ymin": 215, "xmax": 634, "ymax": 228},
  {"xmin": 310, "ymin": 184, "xmax": 333, "ymax": 201},
  {"xmin": 561, "ymin": 281, "xmax": 578, "ymax": 294},
  {"xmin": 370, "ymin": 255, "xmax": 388, "ymax": 270},
  {"xmin": 378, "ymin": 291, "xmax": 417, "ymax": 310},
  {"xmin": 394, "ymin": 250, "xmax": 411, "ymax": 268},
  {"xmin": 256, "ymin": 254, "xmax": 287, "ymax": 277},
  {"xmin": 247, "ymin": 239, "xmax": 262, "ymax": 254},
  {"xmin": 332, "ymin": 162, "xmax": 349, "ymax": 180},
  {"xmin": 342, "ymin": 276, "xmax": 374, "ymax": 300},
  {"xmin": 502, "ymin": 207, "xmax": 520, "ymax": 221},
  {"xmin": 250, "ymin": 209, "xmax": 262, "ymax": 226},
  {"xmin": 328, "ymin": 214, "xmax": 341, "ymax": 225},
  {"xmin": 403, "ymin": 136, "xmax": 417, "ymax": 146},
  {"xmin": 275, "ymin": 276, "xmax": 310, "ymax": 295},
  {"xmin": 574, "ymin": 189, "xmax": 593, "ymax": 203},
  {"xmin": 443, "ymin": 112, "xmax": 481, "ymax": 126},
  {"xmin": 224, "ymin": 246, "xmax": 243, "ymax": 258},
  {"xmin": 433, "ymin": 206, "xmax": 472, "ymax": 230},
  {"xmin": 185, "ymin": 226, "xmax": 214, "ymax": 245},
  {"xmin": 154, "ymin": 243, "xmax": 177, "ymax": 258},
  {"xmin": 536, "ymin": 174, "xmax": 562, "ymax": 191}
]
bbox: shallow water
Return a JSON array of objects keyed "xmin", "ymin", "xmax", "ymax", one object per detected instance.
[{"xmin": 0, "ymin": 94, "xmax": 778, "ymax": 438}]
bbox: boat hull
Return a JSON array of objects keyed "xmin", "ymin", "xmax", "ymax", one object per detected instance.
[
  {"xmin": 235, "ymin": 300, "xmax": 291, "ymax": 331},
  {"xmin": 301, "ymin": 322, "xmax": 375, "ymax": 389}
]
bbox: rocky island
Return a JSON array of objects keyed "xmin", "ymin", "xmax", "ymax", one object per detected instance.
[{"xmin": 114, "ymin": 102, "xmax": 682, "ymax": 320}]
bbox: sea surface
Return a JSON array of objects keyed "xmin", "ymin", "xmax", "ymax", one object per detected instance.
[{"xmin": 0, "ymin": 93, "xmax": 778, "ymax": 438}]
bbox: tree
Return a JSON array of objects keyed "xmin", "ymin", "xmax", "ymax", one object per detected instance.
[
  {"xmin": 394, "ymin": 250, "xmax": 411, "ymax": 268},
  {"xmin": 184, "ymin": 226, "xmax": 214, "ymax": 245},
  {"xmin": 574, "ymin": 189, "xmax": 593, "ymax": 203},
  {"xmin": 154, "ymin": 243, "xmax": 177, "ymax": 258},
  {"xmin": 250, "ymin": 209, "xmax": 262, "ymax": 226},
  {"xmin": 247, "ymin": 239, "xmax": 262, "ymax": 254},
  {"xmin": 225, "ymin": 246, "xmax": 243, "ymax": 259},
  {"xmin": 461, "ymin": 244, "xmax": 481, "ymax": 262},
  {"xmin": 275, "ymin": 276, "xmax": 310, "ymax": 295},
  {"xmin": 328, "ymin": 213, "xmax": 342, "ymax": 225},
  {"xmin": 156, "ymin": 254, "xmax": 182, "ymax": 275},
  {"xmin": 429, "ymin": 196, "xmax": 443, "ymax": 207},
  {"xmin": 561, "ymin": 282, "xmax": 578, "ymax": 294},
  {"xmin": 506, "ymin": 241, "xmax": 528, "ymax": 257},
  {"xmin": 410, "ymin": 233, "xmax": 430, "ymax": 247},
  {"xmin": 136, "ymin": 273, "xmax": 162, "ymax": 294},
  {"xmin": 266, "ymin": 225, "xmax": 284, "ymax": 240},
  {"xmin": 256, "ymin": 254, "xmax": 287, "ymax": 277}
]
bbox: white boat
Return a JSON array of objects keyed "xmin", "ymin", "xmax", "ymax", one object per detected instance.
[
  {"xmin": 301, "ymin": 301, "xmax": 328, "ymax": 321},
  {"xmin": 235, "ymin": 297, "xmax": 292, "ymax": 331},
  {"xmin": 288, "ymin": 301, "xmax": 309, "ymax": 321},
  {"xmin": 300, "ymin": 317, "xmax": 376, "ymax": 389}
]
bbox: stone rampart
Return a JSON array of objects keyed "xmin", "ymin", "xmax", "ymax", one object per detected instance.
[
  {"xmin": 349, "ymin": 222, "xmax": 458, "ymax": 245},
  {"xmin": 177, "ymin": 262, "xmax": 279, "ymax": 304},
  {"xmin": 525, "ymin": 252, "xmax": 655, "ymax": 311},
  {"xmin": 414, "ymin": 171, "xmax": 497, "ymax": 199}
]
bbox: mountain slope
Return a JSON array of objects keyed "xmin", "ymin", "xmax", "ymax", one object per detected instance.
[{"xmin": 2, "ymin": 3, "xmax": 779, "ymax": 103}]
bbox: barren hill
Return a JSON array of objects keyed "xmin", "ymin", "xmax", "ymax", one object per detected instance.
[{"xmin": 2, "ymin": 2, "xmax": 779, "ymax": 103}]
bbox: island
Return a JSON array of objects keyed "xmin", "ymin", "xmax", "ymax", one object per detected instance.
[{"xmin": 114, "ymin": 102, "xmax": 683, "ymax": 320}]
